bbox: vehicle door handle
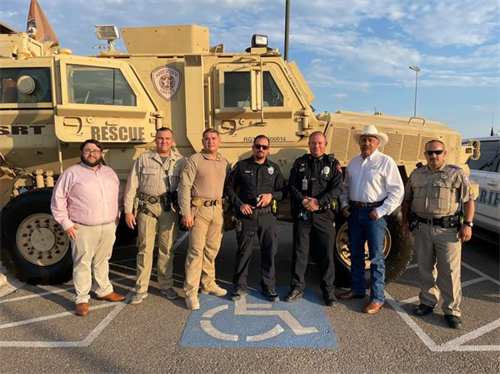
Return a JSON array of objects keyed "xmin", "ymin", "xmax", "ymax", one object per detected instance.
[{"xmin": 486, "ymin": 181, "xmax": 498, "ymax": 186}]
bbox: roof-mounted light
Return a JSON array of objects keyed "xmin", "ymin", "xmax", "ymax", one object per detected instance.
[
  {"xmin": 94, "ymin": 25, "xmax": 120, "ymax": 41},
  {"xmin": 251, "ymin": 34, "xmax": 268, "ymax": 48}
]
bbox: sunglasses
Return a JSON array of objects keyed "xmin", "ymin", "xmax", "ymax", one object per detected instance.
[
  {"xmin": 425, "ymin": 150, "xmax": 445, "ymax": 156},
  {"xmin": 254, "ymin": 144, "xmax": 269, "ymax": 150}
]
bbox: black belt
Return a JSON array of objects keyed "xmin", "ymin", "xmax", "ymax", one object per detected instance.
[
  {"xmin": 239, "ymin": 206, "xmax": 272, "ymax": 220},
  {"xmin": 416, "ymin": 215, "xmax": 459, "ymax": 226},
  {"xmin": 349, "ymin": 200, "xmax": 384, "ymax": 208}
]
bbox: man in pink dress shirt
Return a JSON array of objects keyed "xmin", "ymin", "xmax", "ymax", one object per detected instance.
[{"xmin": 51, "ymin": 139, "xmax": 125, "ymax": 316}]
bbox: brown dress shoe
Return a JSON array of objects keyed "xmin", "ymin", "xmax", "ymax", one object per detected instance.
[
  {"xmin": 338, "ymin": 290, "xmax": 366, "ymax": 300},
  {"xmin": 98, "ymin": 292, "xmax": 125, "ymax": 302},
  {"xmin": 75, "ymin": 303, "xmax": 89, "ymax": 316},
  {"xmin": 363, "ymin": 301, "xmax": 384, "ymax": 314}
]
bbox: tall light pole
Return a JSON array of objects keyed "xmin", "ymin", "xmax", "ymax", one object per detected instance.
[
  {"xmin": 409, "ymin": 65, "xmax": 420, "ymax": 117},
  {"xmin": 284, "ymin": 0, "xmax": 290, "ymax": 61}
]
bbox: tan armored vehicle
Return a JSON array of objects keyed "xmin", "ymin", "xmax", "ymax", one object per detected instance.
[{"xmin": 0, "ymin": 25, "xmax": 475, "ymax": 285}]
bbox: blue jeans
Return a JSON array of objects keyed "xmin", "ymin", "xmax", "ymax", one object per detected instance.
[{"xmin": 348, "ymin": 207, "xmax": 387, "ymax": 303}]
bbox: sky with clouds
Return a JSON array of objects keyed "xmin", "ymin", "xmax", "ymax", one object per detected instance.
[{"xmin": 2, "ymin": 0, "xmax": 499, "ymax": 138}]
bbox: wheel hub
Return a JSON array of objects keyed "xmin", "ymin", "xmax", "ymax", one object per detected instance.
[
  {"xmin": 335, "ymin": 222, "xmax": 392, "ymax": 269},
  {"xmin": 30, "ymin": 228, "xmax": 56, "ymax": 252},
  {"xmin": 16, "ymin": 213, "xmax": 70, "ymax": 266}
]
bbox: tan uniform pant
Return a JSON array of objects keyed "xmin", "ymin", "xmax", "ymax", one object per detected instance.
[
  {"xmin": 135, "ymin": 208, "xmax": 179, "ymax": 293},
  {"xmin": 184, "ymin": 205, "xmax": 224, "ymax": 299},
  {"xmin": 71, "ymin": 222, "xmax": 116, "ymax": 304},
  {"xmin": 414, "ymin": 223, "xmax": 462, "ymax": 316}
]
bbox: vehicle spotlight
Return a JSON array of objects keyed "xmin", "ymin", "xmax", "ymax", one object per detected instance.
[
  {"xmin": 251, "ymin": 34, "xmax": 268, "ymax": 48},
  {"xmin": 94, "ymin": 25, "xmax": 120, "ymax": 41}
]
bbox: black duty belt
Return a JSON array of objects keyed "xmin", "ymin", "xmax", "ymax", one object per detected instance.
[
  {"xmin": 253, "ymin": 206, "xmax": 272, "ymax": 215},
  {"xmin": 241, "ymin": 206, "xmax": 272, "ymax": 220},
  {"xmin": 349, "ymin": 200, "xmax": 384, "ymax": 208},
  {"xmin": 139, "ymin": 192, "xmax": 161, "ymax": 204},
  {"xmin": 416, "ymin": 215, "xmax": 459, "ymax": 226}
]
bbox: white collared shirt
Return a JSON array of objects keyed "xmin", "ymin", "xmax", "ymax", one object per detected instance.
[{"xmin": 340, "ymin": 149, "xmax": 404, "ymax": 217}]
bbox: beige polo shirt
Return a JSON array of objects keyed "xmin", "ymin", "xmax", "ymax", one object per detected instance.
[{"xmin": 178, "ymin": 151, "xmax": 230, "ymax": 216}]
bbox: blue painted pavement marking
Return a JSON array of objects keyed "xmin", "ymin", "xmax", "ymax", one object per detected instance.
[{"xmin": 180, "ymin": 286, "xmax": 338, "ymax": 348}]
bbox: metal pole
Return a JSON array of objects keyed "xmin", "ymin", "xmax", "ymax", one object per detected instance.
[
  {"xmin": 284, "ymin": 0, "xmax": 290, "ymax": 61},
  {"xmin": 413, "ymin": 71, "xmax": 418, "ymax": 117},
  {"xmin": 409, "ymin": 65, "xmax": 420, "ymax": 117}
]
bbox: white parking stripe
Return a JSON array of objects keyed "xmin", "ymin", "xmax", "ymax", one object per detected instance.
[
  {"xmin": 385, "ymin": 293, "xmax": 439, "ymax": 351},
  {"xmin": 463, "ymin": 262, "xmax": 500, "ymax": 285},
  {"xmin": 0, "ymin": 277, "xmax": 128, "ymax": 305},
  {"xmin": 0, "ymin": 302, "xmax": 120, "ymax": 330},
  {"xmin": 389, "ymin": 261, "xmax": 500, "ymax": 352},
  {"xmin": 440, "ymin": 318, "xmax": 500, "ymax": 351}
]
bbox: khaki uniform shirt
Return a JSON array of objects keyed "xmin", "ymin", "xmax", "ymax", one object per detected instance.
[
  {"xmin": 124, "ymin": 149, "xmax": 185, "ymax": 214},
  {"xmin": 404, "ymin": 163, "xmax": 473, "ymax": 218},
  {"xmin": 178, "ymin": 151, "xmax": 230, "ymax": 216}
]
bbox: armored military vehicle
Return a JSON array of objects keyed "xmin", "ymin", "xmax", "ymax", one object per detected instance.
[{"xmin": 0, "ymin": 25, "xmax": 476, "ymax": 285}]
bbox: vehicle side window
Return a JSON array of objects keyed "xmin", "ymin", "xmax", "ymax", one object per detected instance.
[
  {"xmin": 66, "ymin": 65, "xmax": 136, "ymax": 106},
  {"xmin": 468, "ymin": 140, "xmax": 500, "ymax": 172},
  {"xmin": 0, "ymin": 68, "xmax": 51, "ymax": 104},
  {"xmin": 223, "ymin": 71, "xmax": 283, "ymax": 108},
  {"xmin": 224, "ymin": 72, "xmax": 250, "ymax": 107},
  {"xmin": 263, "ymin": 72, "xmax": 283, "ymax": 107}
]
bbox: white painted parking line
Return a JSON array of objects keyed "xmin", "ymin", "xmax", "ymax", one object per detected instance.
[
  {"xmin": 0, "ymin": 302, "xmax": 120, "ymax": 330},
  {"xmin": 389, "ymin": 261, "xmax": 500, "ymax": 352},
  {"xmin": 0, "ymin": 276, "xmax": 129, "ymax": 305},
  {"xmin": 0, "ymin": 302, "xmax": 126, "ymax": 348},
  {"xmin": 0, "ymin": 231, "xmax": 193, "ymax": 349},
  {"xmin": 0, "ymin": 285, "xmax": 74, "ymax": 304}
]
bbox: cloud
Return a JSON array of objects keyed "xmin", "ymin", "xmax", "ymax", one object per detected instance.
[
  {"xmin": 401, "ymin": 1, "xmax": 500, "ymax": 47},
  {"xmin": 334, "ymin": 93, "xmax": 347, "ymax": 99},
  {"xmin": 0, "ymin": 11, "xmax": 18, "ymax": 18}
]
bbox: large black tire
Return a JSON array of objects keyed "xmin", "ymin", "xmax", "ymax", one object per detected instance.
[
  {"xmin": 334, "ymin": 207, "xmax": 414, "ymax": 288},
  {"xmin": 0, "ymin": 188, "xmax": 72, "ymax": 285}
]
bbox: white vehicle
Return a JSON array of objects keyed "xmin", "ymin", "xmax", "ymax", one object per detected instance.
[{"xmin": 464, "ymin": 136, "xmax": 500, "ymax": 240}]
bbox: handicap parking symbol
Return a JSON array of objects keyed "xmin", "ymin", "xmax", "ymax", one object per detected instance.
[{"xmin": 180, "ymin": 287, "xmax": 338, "ymax": 348}]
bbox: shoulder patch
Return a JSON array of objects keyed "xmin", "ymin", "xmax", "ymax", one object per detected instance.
[{"xmin": 335, "ymin": 163, "xmax": 343, "ymax": 174}]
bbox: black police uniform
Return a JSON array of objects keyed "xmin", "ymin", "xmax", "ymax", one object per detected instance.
[
  {"xmin": 288, "ymin": 153, "xmax": 343, "ymax": 300},
  {"xmin": 225, "ymin": 156, "xmax": 287, "ymax": 294}
]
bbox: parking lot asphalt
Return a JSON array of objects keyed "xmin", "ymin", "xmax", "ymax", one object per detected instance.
[{"xmin": 0, "ymin": 222, "xmax": 499, "ymax": 374}]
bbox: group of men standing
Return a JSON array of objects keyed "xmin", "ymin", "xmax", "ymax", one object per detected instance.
[{"xmin": 50, "ymin": 124, "xmax": 474, "ymax": 330}]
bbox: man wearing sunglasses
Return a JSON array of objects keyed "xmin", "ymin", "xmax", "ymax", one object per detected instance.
[
  {"xmin": 401, "ymin": 140, "xmax": 475, "ymax": 329},
  {"xmin": 51, "ymin": 139, "xmax": 125, "ymax": 316},
  {"xmin": 286, "ymin": 131, "xmax": 343, "ymax": 306},
  {"xmin": 225, "ymin": 135, "xmax": 287, "ymax": 302}
]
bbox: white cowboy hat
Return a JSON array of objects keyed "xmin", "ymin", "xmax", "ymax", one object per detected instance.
[{"xmin": 354, "ymin": 124, "xmax": 389, "ymax": 146}]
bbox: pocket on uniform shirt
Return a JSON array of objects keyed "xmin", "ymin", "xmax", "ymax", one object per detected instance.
[
  {"xmin": 412, "ymin": 180, "xmax": 427, "ymax": 208},
  {"xmin": 142, "ymin": 166, "xmax": 158, "ymax": 187},
  {"xmin": 433, "ymin": 178, "xmax": 454, "ymax": 213}
]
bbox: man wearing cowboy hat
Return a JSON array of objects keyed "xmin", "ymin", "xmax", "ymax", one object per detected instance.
[{"xmin": 339, "ymin": 125, "xmax": 404, "ymax": 314}]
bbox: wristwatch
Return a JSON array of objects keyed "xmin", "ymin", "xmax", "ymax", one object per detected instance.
[{"xmin": 463, "ymin": 221, "xmax": 474, "ymax": 227}]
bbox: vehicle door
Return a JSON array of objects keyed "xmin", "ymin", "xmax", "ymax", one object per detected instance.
[
  {"xmin": 210, "ymin": 60, "xmax": 302, "ymax": 148},
  {"xmin": 54, "ymin": 55, "xmax": 160, "ymax": 144},
  {"xmin": 468, "ymin": 139, "xmax": 500, "ymax": 233}
]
